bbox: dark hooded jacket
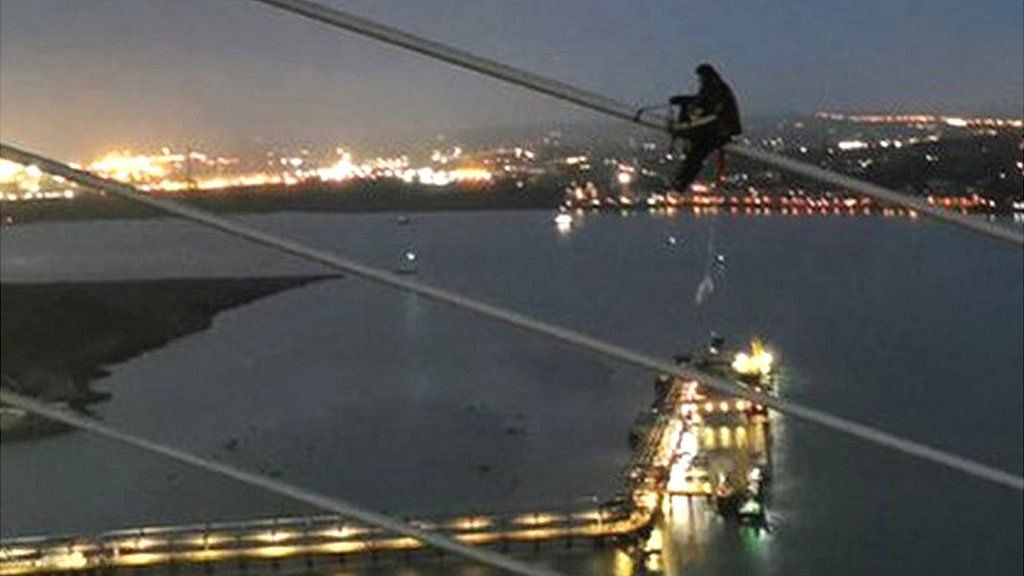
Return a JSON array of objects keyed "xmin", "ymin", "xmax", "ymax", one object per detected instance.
[{"xmin": 671, "ymin": 66, "xmax": 742, "ymax": 147}]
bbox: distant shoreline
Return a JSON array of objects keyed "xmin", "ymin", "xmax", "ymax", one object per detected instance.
[
  {"xmin": 0, "ymin": 180, "xmax": 567, "ymax": 224},
  {"xmin": 3, "ymin": 176, "xmax": 1020, "ymax": 226}
]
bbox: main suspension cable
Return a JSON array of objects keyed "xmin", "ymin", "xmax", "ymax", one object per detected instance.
[
  {"xmin": 2, "ymin": 143, "xmax": 1020, "ymax": 492},
  {"xmin": 248, "ymin": 0, "xmax": 1023, "ymax": 247}
]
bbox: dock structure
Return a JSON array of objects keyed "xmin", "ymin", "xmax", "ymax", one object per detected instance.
[{"xmin": 1, "ymin": 347, "xmax": 775, "ymax": 575}]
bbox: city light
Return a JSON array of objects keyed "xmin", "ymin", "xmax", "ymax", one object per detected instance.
[
  {"xmin": 837, "ymin": 140, "xmax": 869, "ymax": 151},
  {"xmin": 3, "ymin": 112, "xmax": 1019, "ymax": 221},
  {"xmin": 817, "ymin": 111, "xmax": 1023, "ymax": 129},
  {"xmin": 0, "ymin": 146, "xmax": 495, "ymax": 202}
]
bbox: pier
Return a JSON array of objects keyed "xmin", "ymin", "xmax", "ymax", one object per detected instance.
[{"xmin": 0, "ymin": 345, "xmax": 775, "ymax": 575}]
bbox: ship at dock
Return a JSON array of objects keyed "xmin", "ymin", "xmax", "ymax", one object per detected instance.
[{"xmin": 631, "ymin": 334, "xmax": 776, "ymax": 529}]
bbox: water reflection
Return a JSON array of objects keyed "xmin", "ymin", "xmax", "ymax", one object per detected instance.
[
  {"xmin": 623, "ymin": 493, "xmax": 775, "ymax": 575},
  {"xmin": 553, "ymin": 212, "xmax": 573, "ymax": 235}
]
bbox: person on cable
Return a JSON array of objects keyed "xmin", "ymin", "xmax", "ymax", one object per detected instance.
[{"xmin": 667, "ymin": 63, "xmax": 742, "ymax": 191}]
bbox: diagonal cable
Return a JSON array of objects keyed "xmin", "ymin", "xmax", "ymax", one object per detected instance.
[
  {"xmin": 0, "ymin": 387, "xmax": 570, "ymax": 576},
  {"xmin": 2, "ymin": 142, "xmax": 1020, "ymax": 492}
]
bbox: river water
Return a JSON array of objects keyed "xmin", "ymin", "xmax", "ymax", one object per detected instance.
[{"xmin": 1, "ymin": 211, "xmax": 1022, "ymax": 575}]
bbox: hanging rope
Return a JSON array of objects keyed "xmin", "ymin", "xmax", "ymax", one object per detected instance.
[
  {"xmin": 691, "ymin": 150, "xmax": 730, "ymax": 306},
  {"xmin": 248, "ymin": 0, "xmax": 1023, "ymax": 247},
  {"xmin": 2, "ymin": 143, "xmax": 1020, "ymax": 492}
]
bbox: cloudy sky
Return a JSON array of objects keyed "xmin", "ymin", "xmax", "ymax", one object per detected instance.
[{"xmin": 1, "ymin": 0, "xmax": 1021, "ymax": 159}]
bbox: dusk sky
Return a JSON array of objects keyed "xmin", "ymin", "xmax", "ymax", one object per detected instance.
[{"xmin": 1, "ymin": 0, "xmax": 1022, "ymax": 159}]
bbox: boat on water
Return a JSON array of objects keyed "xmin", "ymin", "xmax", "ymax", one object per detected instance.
[{"xmin": 396, "ymin": 249, "xmax": 418, "ymax": 275}]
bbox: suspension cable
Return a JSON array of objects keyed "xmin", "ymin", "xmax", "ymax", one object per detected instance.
[
  {"xmin": 248, "ymin": 0, "xmax": 1023, "ymax": 247},
  {"xmin": 0, "ymin": 387, "xmax": 569, "ymax": 576},
  {"xmin": 2, "ymin": 143, "xmax": 1020, "ymax": 492}
]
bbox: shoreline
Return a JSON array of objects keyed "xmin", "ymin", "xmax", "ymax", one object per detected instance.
[
  {"xmin": 0, "ymin": 180, "xmax": 567, "ymax": 225},
  {"xmin": 0, "ymin": 275, "xmax": 339, "ymax": 441},
  {"xmin": 4, "ymin": 191, "xmax": 1019, "ymax": 226}
]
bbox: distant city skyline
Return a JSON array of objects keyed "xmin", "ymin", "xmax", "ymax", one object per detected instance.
[{"xmin": 1, "ymin": 0, "xmax": 1022, "ymax": 159}]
